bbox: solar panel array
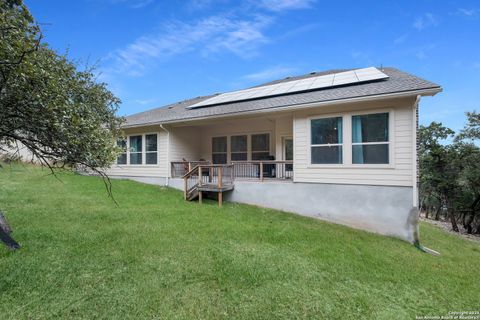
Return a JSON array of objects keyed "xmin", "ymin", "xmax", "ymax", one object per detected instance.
[{"xmin": 187, "ymin": 67, "xmax": 389, "ymax": 109}]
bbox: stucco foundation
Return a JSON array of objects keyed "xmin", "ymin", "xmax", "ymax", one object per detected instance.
[
  {"xmin": 223, "ymin": 180, "xmax": 416, "ymax": 242},
  {"xmin": 109, "ymin": 176, "xmax": 416, "ymax": 242},
  {"xmin": 110, "ymin": 176, "xmax": 167, "ymax": 186}
]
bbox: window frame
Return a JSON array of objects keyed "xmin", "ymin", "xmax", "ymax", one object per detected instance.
[
  {"xmin": 145, "ymin": 133, "xmax": 159, "ymax": 165},
  {"xmin": 230, "ymin": 135, "xmax": 248, "ymax": 161},
  {"xmin": 212, "ymin": 136, "xmax": 228, "ymax": 164},
  {"xmin": 116, "ymin": 137, "xmax": 127, "ymax": 165},
  {"xmin": 210, "ymin": 131, "xmax": 272, "ymax": 163},
  {"xmin": 351, "ymin": 112, "xmax": 390, "ymax": 165},
  {"xmin": 251, "ymin": 133, "xmax": 271, "ymax": 161},
  {"xmin": 116, "ymin": 132, "xmax": 159, "ymax": 167},
  {"xmin": 129, "ymin": 135, "xmax": 143, "ymax": 166},
  {"xmin": 308, "ymin": 109, "xmax": 395, "ymax": 169},
  {"xmin": 310, "ymin": 116, "xmax": 344, "ymax": 165}
]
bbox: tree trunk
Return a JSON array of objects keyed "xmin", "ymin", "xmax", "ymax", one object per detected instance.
[
  {"xmin": 465, "ymin": 196, "xmax": 480, "ymax": 234},
  {"xmin": 448, "ymin": 208, "xmax": 459, "ymax": 232},
  {"xmin": 435, "ymin": 206, "xmax": 441, "ymax": 220}
]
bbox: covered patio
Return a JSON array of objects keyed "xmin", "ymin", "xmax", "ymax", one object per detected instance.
[{"xmin": 167, "ymin": 112, "xmax": 294, "ymax": 182}]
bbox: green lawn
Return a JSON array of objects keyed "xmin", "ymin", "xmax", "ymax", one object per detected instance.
[{"xmin": 0, "ymin": 164, "xmax": 479, "ymax": 319}]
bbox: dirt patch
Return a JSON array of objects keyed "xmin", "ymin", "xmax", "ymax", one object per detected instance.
[{"xmin": 420, "ymin": 213, "xmax": 480, "ymax": 243}]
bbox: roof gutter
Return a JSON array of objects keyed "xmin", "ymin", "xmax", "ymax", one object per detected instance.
[{"xmin": 122, "ymin": 87, "xmax": 442, "ymax": 129}]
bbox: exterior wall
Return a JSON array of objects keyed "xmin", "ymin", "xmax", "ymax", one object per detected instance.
[
  {"xmin": 169, "ymin": 126, "xmax": 202, "ymax": 162},
  {"xmin": 0, "ymin": 141, "xmax": 40, "ymax": 163},
  {"xmin": 224, "ymin": 181, "xmax": 415, "ymax": 241},
  {"xmin": 275, "ymin": 115, "xmax": 293, "ymax": 161},
  {"xmin": 165, "ymin": 178, "xmax": 416, "ymax": 242},
  {"xmin": 198, "ymin": 117, "xmax": 277, "ymax": 162},
  {"xmin": 105, "ymin": 125, "xmax": 168, "ymax": 178},
  {"xmin": 110, "ymin": 175, "xmax": 167, "ymax": 186},
  {"xmin": 293, "ymin": 97, "xmax": 416, "ymax": 187}
]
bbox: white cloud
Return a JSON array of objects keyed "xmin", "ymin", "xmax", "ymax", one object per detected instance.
[
  {"xmin": 351, "ymin": 51, "xmax": 374, "ymax": 66},
  {"xmin": 242, "ymin": 65, "xmax": 297, "ymax": 82},
  {"xmin": 403, "ymin": 44, "xmax": 435, "ymax": 60},
  {"xmin": 393, "ymin": 33, "xmax": 408, "ymax": 45},
  {"xmin": 257, "ymin": 0, "xmax": 315, "ymax": 11},
  {"xmin": 103, "ymin": 0, "xmax": 154, "ymax": 8},
  {"xmin": 416, "ymin": 50, "xmax": 427, "ymax": 60},
  {"xmin": 454, "ymin": 8, "xmax": 479, "ymax": 17},
  {"xmin": 106, "ymin": 15, "xmax": 272, "ymax": 76},
  {"xmin": 134, "ymin": 99, "xmax": 156, "ymax": 105},
  {"xmin": 413, "ymin": 13, "xmax": 438, "ymax": 31}
]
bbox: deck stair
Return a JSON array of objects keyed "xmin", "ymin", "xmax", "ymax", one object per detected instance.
[{"xmin": 183, "ymin": 164, "xmax": 234, "ymax": 207}]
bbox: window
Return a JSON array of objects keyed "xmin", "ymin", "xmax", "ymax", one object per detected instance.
[
  {"xmin": 116, "ymin": 138, "xmax": 127, "ymax": 165},
  {"xmin": 231, "ymin": 135, "xmax": 247, "ymax": 161},
  {"xmin": 145, "ymin": 134, "xmax": 158, "ymax": 165},
  {"xmin": 311, "ymin": 117, "xmax": 343, "ymax": 164},
  {"xmin": 352, "ymin": 113, "xmax": 389, "ymax": 164},
  {"xmin": 129, "ymin": 135, "xmax": 142, "ymax": 165},
  {"xmin": 212, "ymin": 136, "xmax": 227, "ymax": 164},
  {"xmin": 251, "ymin": 133, "xmax": 270, "ymax": 160}
]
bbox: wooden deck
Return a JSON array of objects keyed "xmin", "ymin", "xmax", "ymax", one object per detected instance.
[
  {"xmin": 198, "ymin": 183, "xmax": 234, "ymax": 192},
  {"xmin": 179, "ymin": 160, "xmax": 293, "ymax": 207},
  {"xmin": 183, "ymin": 164, "xmax": 234, "ymax": 207}
]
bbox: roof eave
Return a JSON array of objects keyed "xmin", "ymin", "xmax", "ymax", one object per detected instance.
[{"xmin": 121, "ymin": 86, "xmax": 442, "ymax": 129}]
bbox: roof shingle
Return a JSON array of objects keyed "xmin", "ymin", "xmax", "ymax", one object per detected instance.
[{"xmin": 124, "ymin": 67, "xmax": 441, "ymax": 127}]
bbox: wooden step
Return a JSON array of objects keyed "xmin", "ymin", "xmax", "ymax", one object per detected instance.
[{"xmin": 187, "ymin": 189, "xmax": 199, "ymax": 201}]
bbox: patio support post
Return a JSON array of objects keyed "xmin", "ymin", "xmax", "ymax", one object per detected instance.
[{"xmin": 260, "ymin": 162, "xmax": 264, "ymax": 182}]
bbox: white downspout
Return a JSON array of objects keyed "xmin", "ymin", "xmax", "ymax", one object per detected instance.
[
  {"xmin": 160, "ymin": 124, "xmax": 170, "ymax": 187},
  {"xmin": 413, "ymin": 95, "xmax": 421, "ymax": 208}
]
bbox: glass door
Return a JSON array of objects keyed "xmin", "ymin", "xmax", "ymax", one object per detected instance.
[{"xmin": 283, "ymin": 137, "xmax": 293, "ymax": 176}]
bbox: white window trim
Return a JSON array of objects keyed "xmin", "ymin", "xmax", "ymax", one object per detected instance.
[
  {"xmin": 308, "ymin": 109, "xmax": 395, "ymax": 169},
  {"xmin": 212, "ymin": 136, "xmax": 228, "ymax": 164},
  {"xmin": 210, "ymin": 130, "xmax": 273, "ymax": 162},
  {"xmin": 251, "ymin": 132, "xmax": 271, "ymax": 160},
  {"xmin": 129, "ymin": 134, "xmax": 143, "ymax": 166},
  {"xmin": 310, "ymin": 115, "xmax": 344, "ymax": 165},
  {"xmin": 230, "ymin": 135, "xmax": 248, "ymax": 161},
  {"xmin": 117, "ymin": 132, "xmax": 159, "ymax": 167},
  {"xmin": 145, "ymin": 133, "xmax": 159, "ymax": 165}
]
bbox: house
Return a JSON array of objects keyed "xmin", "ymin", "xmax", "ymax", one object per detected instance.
[{"xmin": 105, "ymin": 67, "xmax": 442, "ymax": 242}]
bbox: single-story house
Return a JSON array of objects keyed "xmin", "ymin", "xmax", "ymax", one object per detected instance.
[{"xmin": 105, "ymin": 67, "xmax": 441, "ymax": 242}]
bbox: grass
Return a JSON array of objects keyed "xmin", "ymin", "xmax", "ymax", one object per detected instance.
[{"xmin": 0, "ymin": 164, "xmax": 479, "ymax": 319}]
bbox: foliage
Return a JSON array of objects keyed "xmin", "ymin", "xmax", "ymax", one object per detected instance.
[
  {"xmin": 0, "ymin": 0, "xmax": 123, "ymax": 182},
  {"xmin": 0, "ymin": 164, "xmax": 479, "ymax": 319},
  {"xmin": 419, "ymin": 112, "xmax": 480, "ymax": 233}
]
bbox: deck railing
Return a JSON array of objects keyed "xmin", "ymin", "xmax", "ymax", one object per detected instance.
[
  {"xmin": 174, "ymin": 160, "xmax": 293, "ymax": 182},
  {"xmin": 171, "ymin": 161, "xmax": 211, "ymax": 178},
  {"xmin": 182, "ymin": 164, "xmax": 234, "ymax": 203},
  {"xmin": 197, "ymin": 164, "xmax": 234, "ymax": 187},
  {"xmin": 231, "ymin": 160, "xmax": 293, "ymax": 181}
]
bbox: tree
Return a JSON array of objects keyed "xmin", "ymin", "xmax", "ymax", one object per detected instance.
[
  {"xmin": 454, "ymin": 112, "xmax": 480, "ymax": 233},
  {"xmin": 0, "ymin": 0, "xmax": 123, "ymax": 189},
  {"xmin": 419, "ymin": 122, "xmax": 460, "ymax": 231},
  {"xmin": 419, "ymin": 113, "xmax": 480, "ymax": 234}
]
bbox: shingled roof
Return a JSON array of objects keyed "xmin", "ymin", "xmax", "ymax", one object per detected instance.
[{"xmin": 124, "ymin": 67, "xmax": 441, "ymax": 128}]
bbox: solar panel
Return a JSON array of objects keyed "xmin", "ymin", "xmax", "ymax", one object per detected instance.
[{"xmin": 187, "ymin": 67, "xmax": 389, "ymax": 109}]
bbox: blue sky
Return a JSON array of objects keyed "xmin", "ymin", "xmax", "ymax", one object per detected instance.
[{"xmin": 26, "ymin": 0, "xmax": 480, "ymax": 131}]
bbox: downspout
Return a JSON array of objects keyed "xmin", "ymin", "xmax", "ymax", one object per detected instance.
[
  {"xmin": 410, "ymin": 95, "xmax": 440, "ymax": 255},
  {"xmin": 160, "ymin": 124, "xmax": 170, "ymax": 187}
]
